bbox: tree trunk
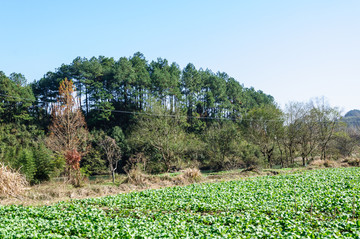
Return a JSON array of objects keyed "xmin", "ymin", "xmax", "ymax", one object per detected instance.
[
  {"xmin": 268, "ymin": 154, "xmax": 272, "ymax": 168},
  {"xmin": 112, "ymin": 170, "xmax": 115, "ymax": 183},
  {"xmin": 85, "ymin": 87, "xmax": 89, "ymax": 115},
  {"xmin": 302, "ymin": 156, "xmax": 306, "ymax": 167}
]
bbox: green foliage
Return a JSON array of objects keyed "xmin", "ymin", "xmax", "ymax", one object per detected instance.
[
  {"xmin": 146, "ymin": 152, "xmax": 167, "ymax": 174},
  {"xmin": 31, "ymin": 53, "xmax": 275, "ymax": 131},
  {"xmin": 4, "ymin": 53, "xmax": 353, "ymax": 177},
  {"xmin": 243, "ymin": 105, "xmax": 284, "ymax": 167},
  {"xmin": 80, "ymin": 130, "xmax": 108, "ymax": 176},
  {"xmin": 128, "ymin": 102, "xmax": 196, "ymax": 172},
  {"xmin": 203, "ymin": 121, "xmax": 263, "ymax": 170},
  {"xmin": 81, "ymin": 127, "xmax": 128, "ymax": 177},
  {"xmin": 51, "ymin": 153, "xmax": 66, "ymax": 177},
  {"xmin": 80, "ymin": 147, "xmax": 107, "ymax": 176},
  {"xmin": 1, "ymin": 168, "xmax": 360, "ymax": 237},
  {"xmin": 331, "ymin": 130, "xmax": 358, "ymax": 157},
  {"xmin": 0, "ymin": 124, "xmax": 56, "ymax": 183},
  {"xmin": 109, "ymin": 126, "xmax": 129, "ymax": 156},
  {"xmin": 16, "ymin": 149, "xmax": 36, "ymax": 183},
  {"xmin": 33, "ymin": 144, "xmax": 58, "ymax": 182},
  {"xmin": 26, "ymin": 53, "xmax": 281, "ymax": 173},
  {"xmin": 238, "ymin": 140, "xmax": 263, "ymax": 167},
  {"xmin": 0, "ymin": 72, "xmax": 35, "ymax": 124},
  {"xmin": 204, "ymin": 122, "xmax": 244, "ymax": 170}
]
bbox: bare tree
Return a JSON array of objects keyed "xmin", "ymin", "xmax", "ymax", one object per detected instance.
[
  {"xmin": 283, "ymin": 102, "xmax": 307, "ymax": 165},
  {"xmin": 99, "ymin": 136, "xmax": 121, "ymax": 183},
  {"xmin": 245, "ymin": 105, "xmax": 284, "ymax": 168},
  {"xmin": 311, "ymin": 98, "xmax": 341, "ymax": 160},
  {"xmin": 297, "ymin": 107, "xmax": 319, "ymax": 166},
  {"xmin": 284, "ymin": 99, "xmax": 341, "ymax": 166}
]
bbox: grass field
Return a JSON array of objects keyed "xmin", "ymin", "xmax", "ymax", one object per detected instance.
[{"xmin": 1, "ymin": 167, "xmax": 360, "ymax": 238}]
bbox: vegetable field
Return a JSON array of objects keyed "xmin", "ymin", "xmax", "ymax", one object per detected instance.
[{"xmin": 1, "ymin": 168, "xmax": 360, "ymax": 238}]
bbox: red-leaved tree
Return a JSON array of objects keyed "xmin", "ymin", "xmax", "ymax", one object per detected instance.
[{"xmin": 47, "ymin": 78, "xmax": 89, "ymax": 186}]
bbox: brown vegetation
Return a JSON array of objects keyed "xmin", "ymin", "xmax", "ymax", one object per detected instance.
[
  {"xmin": 47, "ymin": 79, "xmax": 89, "ymax": 187},
  {"xmin": 339, "ymin": 157, "xmax": 360, "ymax": 167},
  {"xmin": 241, "ymin": 165, "xmax": 262, "ymax": 174},
  {"xmin": 0, "ymin": 163, "xmax": 28, "ymax": 197},
  {"xmin": 307, "ymin": 158, "xmax": 353, "ymax": 168},
  {"xmin": 180, "ymin": 168, "xmax": 202, "ymax": 183},
  {"xmin": 2, "ymin": 162, "xmax": 360, "ymax": 206},
  {"xmin": 124, "ymin": 168, "xmax": 148, "ymax": 185}
]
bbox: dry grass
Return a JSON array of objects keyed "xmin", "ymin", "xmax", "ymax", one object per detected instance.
[
  {"xmin": 3, "ymin": 160, "xmax": 360, "ymax": 206},
  {"xmin": 0, "ymin": 181, "xmax": 129, "ymax": 206},
  {"xmin": 347, "ymin": 158, "xmax": 360, "ymax": 167},
  {"xmin": 0, "ymin": 163, "xmax": 28, "ymax": 197},
  {"xmin": 179, "ymin": 168, "xmax": 202, "ymax": 183},
  {"xmin": 124, "ymin": 168, "xmax": 149, "ymax": 185},
  {"xmin": 0, "ymin": 166, "xmax": 297, "ymax": 206},
  {"xmin": 123, "ymin": 167, "xmax": 203, "ymax": 186},
  {"xmin": 241, "ymin": 166, "xmax": 262, "ymax": 174},
  {"xmin": 309, "ymin": 159, "xmax": 341, "ymax": 168}
]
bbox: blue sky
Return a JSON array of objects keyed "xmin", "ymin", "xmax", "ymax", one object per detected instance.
[{"xmin": 1, "ymin": 0, "xmax": 359, "ymax": 113}]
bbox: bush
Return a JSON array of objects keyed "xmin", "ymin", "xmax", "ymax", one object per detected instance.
[
  {"xmin": 33, "ymin": 144, "xmax": 57, "ymax": 182},
  {"xmin": 80, "ymin": 147, "xmax": 107, "ymax": 176},
  {"xmin": 128, "ymin": 103, "xmax": 191, "ymax": 172},
  {"xmin": 0, "ymin": 124, "xmax": 57, "ymax": 183},
  {"xmin": 16, "ymin": 149, "xmax": 36, "ymax": 183}
]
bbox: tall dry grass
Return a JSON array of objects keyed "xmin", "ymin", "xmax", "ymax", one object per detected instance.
[
  {"xmin": 309, "ymin": 159, "xmax": 341, "ymax": 168},
  {"xmin": 179, "ymin": 168, "xmax": 202, "ymax": 183},
  {"xmin": 0, "ymin": 163, "xmax": 28, "ymax": 197},
  {"xmin": 124, "ymin": 168, "xmax": 148, "ymax": 185}
]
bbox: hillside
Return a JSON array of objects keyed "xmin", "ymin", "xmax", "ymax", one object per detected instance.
[{"xmin": 344, "ymin": 109, "xmax": 360, "ymax": 128}]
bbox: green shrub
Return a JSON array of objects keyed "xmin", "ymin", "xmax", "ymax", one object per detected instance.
[{"xmin": 16, "ymin": 148, "xmax": 36, "ymax": 183}]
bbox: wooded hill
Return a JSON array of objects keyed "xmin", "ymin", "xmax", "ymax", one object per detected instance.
[{"xmin": 0, "ymin": 53, "xmax": 357, "ymax": 185}]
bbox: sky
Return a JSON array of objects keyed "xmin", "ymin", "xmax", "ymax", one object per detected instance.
[{"xmin": 1, "ymin": 0, "xmax": 359, "ymax": 113}]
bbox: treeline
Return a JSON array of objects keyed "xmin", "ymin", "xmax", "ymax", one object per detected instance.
[
  {"xmin": 31, "ymin": 53, "xmax": 273, "ymax": 130},
  {"xmin": 0, "ymin": 53, "xmax": 358, "ymax": 184}
]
